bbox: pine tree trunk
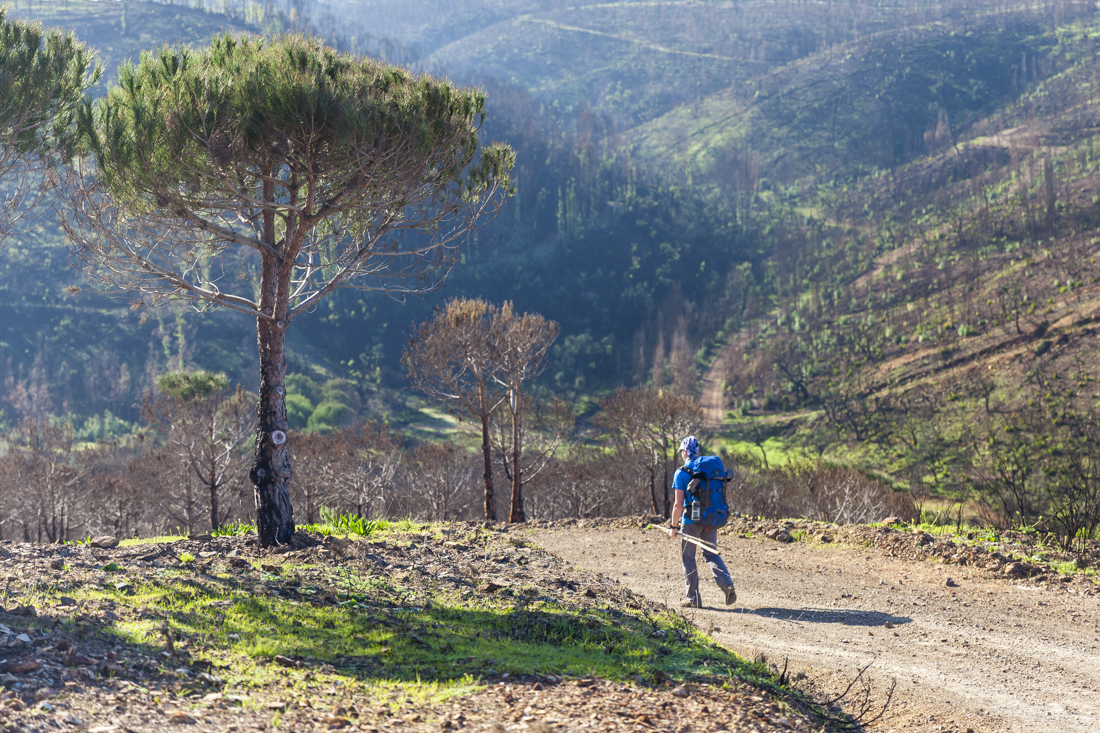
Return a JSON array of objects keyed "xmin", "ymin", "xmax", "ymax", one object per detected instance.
[
  {"xmin": 251, "ymin": 250, "xmax": 295, "ymax": 547},
  {"xmin": 662, "ymin": 437, "xmax": 671, "ymax": 519},
  {"xmin": 649, "ymin": 463, "xmax": 659, "ymax": 516}
]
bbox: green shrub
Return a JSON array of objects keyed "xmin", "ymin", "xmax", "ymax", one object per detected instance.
[
  {"xmin": 307, "ymin": 401, "xmax": 356, "ymax": 432},
  {"xmin": 286, "ymin": 374, "xmax": 322, "ymax": 405},
  {"xmin": 213, "ymin": 521, "xmax": 255, "ymax": 537},
  {"xmin": 321, "ymin": 378, "xmax": 361, "ymax": 409},
  {"xmin": 285, "ymin": 393, "xmax": 314, "ymax": 430},
  {"xmin": 318, "ymin": 506, "xmax": 380, "ymax": 536}
]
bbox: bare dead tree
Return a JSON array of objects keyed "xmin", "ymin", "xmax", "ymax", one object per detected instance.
[
  {"xmin": 288, "ymin": 430, "xmax": 343, "ymax": 525},
  {"xmin": 332, "ymin": 421, "xmax": 402, "ymax": 520},
  {"xmin": 493, "ymin": 304, "xmax": 560, "ymax": 522},
  {"xmin": 0, "ymin": 418, "xmax": 90, "ymax": 542},
  {"xmin": 405, "ymin": 298, "xmax": 510, "ymax": 521},
  {"xmin": 60, "ymin": 35, "xmax": 513, "ymax": 546},
  {"xmin": 597, "ymin": 386, "xmax": 703, "ymax": 518},
  {"xmin": 407, "ymin": 441, "xmax": 476, "ymax": 521},
  {"xmin": 142, "ymin": 370, "xmax": 254, "ymax": 531}
]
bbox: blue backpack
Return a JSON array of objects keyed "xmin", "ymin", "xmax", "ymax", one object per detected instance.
[{"xmin": 679, "ymin": 455, "xmax": 732, "ymax": 530}]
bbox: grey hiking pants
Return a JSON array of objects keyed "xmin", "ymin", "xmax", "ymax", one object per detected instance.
[{"xmin": 680, "ymin": 523, "xmax": 732, "ymax": 606}]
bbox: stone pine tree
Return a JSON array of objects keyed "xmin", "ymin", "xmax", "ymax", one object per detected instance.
[
  {"xmin": 61, "ymin": 34, "xmax": 514, "ymax": 546},
  {"xmin": 404, "ymin": 298, "xmax": 510, "ymax": 521},
  {"xmin": 0, "ymin": 8, "xmax": 99, "ymax": 247}
]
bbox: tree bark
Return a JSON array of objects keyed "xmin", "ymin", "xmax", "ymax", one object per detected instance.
[
  {"xmin": 662, "ymin": 437, "xmax": 671, "ymax": 519},
  {"xmin": 649, "ymin": 463, "xmax": 659, "ymax": 515},
  {"xmin": 209, "ymin": 482, "xmax": 220, "ymax": 532},
  {"xmin": 251, "ymin": 184, "xmax": 295, "ymax": 546},
  {"xmin": 509, "ymin": 387, "xmax": 525, "ymax": 522},
  {"xmin": 252, "ymin": 313, "xmax": 295, "ymax": 546},
  {"xmin": 481, "ymin": 411, "xmax": 496, "ymax": 521},
  {"xmin": 479, "ymin": 381, "xmax": 496, "ymax": 521}
]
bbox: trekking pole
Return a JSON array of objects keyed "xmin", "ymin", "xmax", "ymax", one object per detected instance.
[{"xmin": 647, "ymin": 525, "xmax": 720, "ymax": 553}]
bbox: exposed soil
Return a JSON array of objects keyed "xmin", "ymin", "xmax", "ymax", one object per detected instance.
[{"xmin": 531, "ymin": 520, "xmax": 1100, "ymax": 733}]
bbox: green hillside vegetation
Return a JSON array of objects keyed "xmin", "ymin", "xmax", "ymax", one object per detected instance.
[
  {"xmin": 4, "ymin": 0, "xmax": 257, "ymax": 89},
  {"xmin": 631, "ymin": 17, "xmax": 1063, "ymax": 177},
  {"xmin": 4, "ymin": 0, "xmax": 1100, "ymax": 541}
]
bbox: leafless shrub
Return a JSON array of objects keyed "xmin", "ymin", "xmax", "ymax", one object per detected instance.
[
  {"xmin": 290, "ymin": 421, "xmax": 403, "ymax": 523},
  {"xmin": 334, "ymin": 422, "xmax": 403, "ymax": 520},
  {"xmin": 596, "ymin": 386, "xmax": 703, "ymax": 518},
  {"xmin": 80, "ymin": 444, "xmax": 158, "ymax": 540},
  {"xmin": 0, "ymin": 418, "xmax": 90, "ymax": 541},
  {"xmin": 523, "ymin": 446, "xmax": 652, "ymax": 521},
  {"xmin": 404, "ymin": 442, "xmax": 479, "ymax": 521},
  {"xmin": 730, "ymin": 457, "xmax": 916, "ymax": 524},
  {"xmin": 142, "ymin": 372, "xmax": 254, "ymax": 532},
  {"xmin": 130, "ymin": 445, "xmax": 210, "ymax": 536}
]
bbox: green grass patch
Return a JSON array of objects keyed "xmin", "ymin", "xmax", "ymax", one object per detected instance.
[
  {"xmin": 19, "ymin": 537, "xmax": 781, "ymax": 704},
  {"xmin": 714, "ymin": 434, "xmax": 811, "ymax": 467},
  {"xmin": 119, "ymin": 534, "xmax": 188, "ymax": 547},
  {"xmin": 212, "ymin": 521, "xmax": 255, "ymax": 538}
]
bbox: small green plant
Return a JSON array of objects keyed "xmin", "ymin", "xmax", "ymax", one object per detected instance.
[
  {"xmin": 299, "ymin": 522, "xmax": 335, "ymax": 536},
  {"xmin": 318, "ymin": 506, "xmax": 380, "ymax": 536},
  {"xmin": 213, "ymin": 521, "xmax": 255, "ymax": 537},
  {"xmin": 101, "ymin": 561, "xmax": 123, "ymax": 572},
  {"xmin": 179, "ymin": 552, "xmax": 196, "ymax": 564}
]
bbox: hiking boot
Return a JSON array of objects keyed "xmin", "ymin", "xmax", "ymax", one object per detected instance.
[
  {"xmin": 723, "ymin": 584, "xmax": 737, "ymax": 606},
  {"xmin": 680, "ymin": 597, "xmax": 701, "ymax": 609}
]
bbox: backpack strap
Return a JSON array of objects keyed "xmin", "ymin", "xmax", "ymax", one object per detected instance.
[{"xmin": 680, "ymin": 463, "xmax": 711, "ymax": 509}]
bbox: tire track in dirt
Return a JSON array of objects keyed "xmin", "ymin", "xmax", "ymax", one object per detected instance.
[{"xmin": 533, "ymin": 527, "xmax": 1100, "ymax": 732}]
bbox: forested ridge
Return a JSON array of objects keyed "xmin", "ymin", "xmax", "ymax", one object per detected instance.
[{"xmin": 2, "ymin": 0, "xmax": 1100, "ymax": 544}]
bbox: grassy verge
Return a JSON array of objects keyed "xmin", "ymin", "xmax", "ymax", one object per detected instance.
[{"xmin": 1, "ymin": 524, "xmax": 822, "ymax": 728}]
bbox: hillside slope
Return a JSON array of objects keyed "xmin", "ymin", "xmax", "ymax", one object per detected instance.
[{"xmin": 6, "ymin": 0, "xmax": 254, "ymax": 89}]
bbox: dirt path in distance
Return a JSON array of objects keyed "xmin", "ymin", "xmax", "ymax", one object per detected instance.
[
  {"xmin": 532, "ymin": 527, "xmax": 1100, "ymax": 732},
  {"xmin": 699, "ymin": 331, "xmax": 750, "ymax": 430}
]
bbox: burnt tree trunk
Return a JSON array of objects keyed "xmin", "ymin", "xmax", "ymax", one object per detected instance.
[
  {"xmin": 649, "ymin": 462, "xmax": 659, "ymax": 516},
  {"xmin": 479, "ymin": 380, "xmax": 496, "ymax": 521},
  {"xmin": 662, "ymin": 437, "xmax": 671, "ymax": 519},
  {"xmin": 251, "ymin": 296, "xmax": 295, "ymax": 546},
  {"xmin": 509, "ymin": 388, "xmax": 525, "ymax": 523},
  {"xmin": 481, "ymin": 411, "xmax": 496, "ymax": 521},
  {"xmin": 209, "ymin": 482, "xmax": 220, "ymax": 532}
]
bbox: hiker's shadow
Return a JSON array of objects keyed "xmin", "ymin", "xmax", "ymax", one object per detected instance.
[{"xmin": 743, "ymin": 607, "xmax": 913, "ymax": 626}]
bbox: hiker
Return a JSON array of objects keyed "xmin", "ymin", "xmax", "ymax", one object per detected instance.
[{"xmin": 669, "ymin": 436, "xmax": 736, "ymax": 608}]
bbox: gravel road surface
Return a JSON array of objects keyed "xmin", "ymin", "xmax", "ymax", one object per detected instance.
[{"xmin": 532, "ymin": 527, "xmax": 1100, "ymax": 732}]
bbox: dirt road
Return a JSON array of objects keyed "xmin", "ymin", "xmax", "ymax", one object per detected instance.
[{"xmin": 532, "ymin": 527, "xmax": 1100, "ymax": 732}]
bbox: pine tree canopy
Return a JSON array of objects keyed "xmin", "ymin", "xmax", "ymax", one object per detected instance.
[
  {"xmin": 69, "ymin": 32, "xmax": 514, "ymax": 320},
  {"xmin": 0, "ymin": 7, "xmax": 99, "ymax": 244}
]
